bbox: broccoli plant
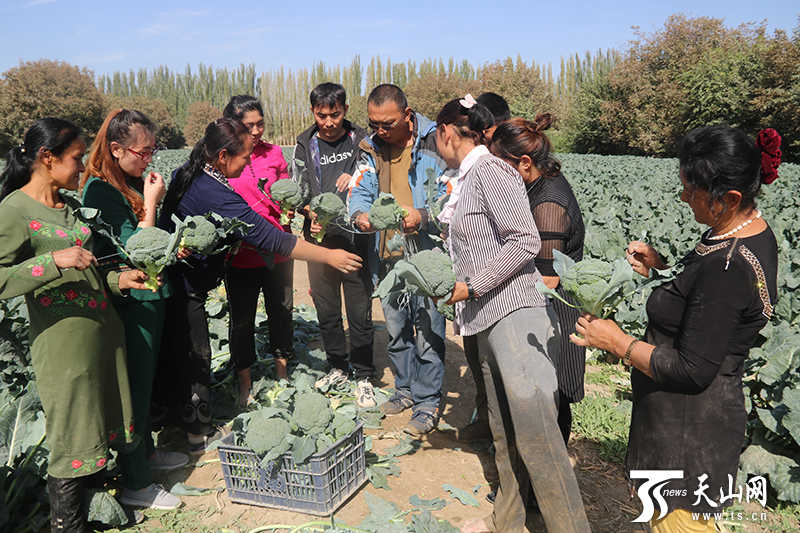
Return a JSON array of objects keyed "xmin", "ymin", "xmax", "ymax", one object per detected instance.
[
  {"xmin": 308, "ymin": 193, "xmax": 347, "ymax": 243},
  {"xmin": 368, "ymin": 193, "xmax": 409, "ymax": 231},
  {"xmin": 270, "ymin": 179, "xmax": 302, "ymax": 226},
  {"xmin": 536, "ymin": 250, "xmax": 634, "ymax": 319},
  {"xmin": 244, "ymin": 412, "xmax": 293, "ymax": 466},
  {"xmin": 179, "ymin": 213, "xmax": 252, "ymax": 255},
  {"xmin": 292, "ymin": 392, "xmax": 333, "ymax": 435},
  {"xmin": 125, "ymin": 225, "xmax": 185, "ymax": 291}
]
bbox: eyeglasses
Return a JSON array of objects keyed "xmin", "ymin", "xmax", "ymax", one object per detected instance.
[
  {"xmin": 123, "ymin": 145, "xmax": 159, "ymax": 160},
  {"xmin": 368, "ymin": 117, "xmax": 403, "ymax": 132}
]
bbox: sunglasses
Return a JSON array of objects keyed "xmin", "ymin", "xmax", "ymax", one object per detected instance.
[{"xmin": 368, "ymin": 116, "xmax": 404, "ymax": 132}]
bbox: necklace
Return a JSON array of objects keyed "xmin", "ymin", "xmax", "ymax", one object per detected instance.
[
  {"xmin": 707, "ymin": 210, "xmax": 761, "ymax": 241},
  {"xmin": 203, "ymin": 164, "xmax": 233, "ymax": 190}
]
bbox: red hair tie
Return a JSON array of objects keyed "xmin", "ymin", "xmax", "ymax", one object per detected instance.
[{"xmin": 756, "ymin": 128, "xmax": 781, "ymax": 185}]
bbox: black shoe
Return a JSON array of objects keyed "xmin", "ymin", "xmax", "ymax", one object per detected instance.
[{"xmin": 486, "ymin": 490, "xmax": 540, "ymax": 513}]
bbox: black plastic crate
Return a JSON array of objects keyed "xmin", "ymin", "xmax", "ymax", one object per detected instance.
[{"xmin": 217, "ymin": 421, "xmax": 366, "ymax": 515}]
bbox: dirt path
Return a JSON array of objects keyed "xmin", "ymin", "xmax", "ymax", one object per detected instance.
[{"xmin": 143, "ymin": 260, "xmax": 647, "ymax": 533}]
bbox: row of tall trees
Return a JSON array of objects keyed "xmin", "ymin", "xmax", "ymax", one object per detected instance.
[{"xmin": 1, "ymin": 15, "xmax": 798, "ymax": 159}]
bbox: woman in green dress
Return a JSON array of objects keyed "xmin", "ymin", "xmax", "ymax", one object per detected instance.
[
  {"xmin": 0, "ymin": 117, "xmax": 152, "ymax": 533},
  {"xmin": 80, "ymin": 109, "xmax": 187, "ymax": 510}
]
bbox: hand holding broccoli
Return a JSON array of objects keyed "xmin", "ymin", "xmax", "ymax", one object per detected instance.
[
  {"xmin": 308, "ymin": 193, "xmax": 347, "ymax": 243},
  {"xmin": 368, "ymin": 193, "xmax": 409, "ymax": 231}
]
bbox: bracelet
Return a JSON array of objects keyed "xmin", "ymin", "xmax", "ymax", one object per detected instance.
[
  {"xmin": 623, "ymin": 339, "xmax": 639, "ymax": 367},
  {"xmin": 465, "ymin": 277, "xmax": 477, "ymax": 302}
]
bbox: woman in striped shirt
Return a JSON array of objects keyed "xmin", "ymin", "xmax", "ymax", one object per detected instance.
[{"xmin": 436, "ymin": 96, "xmax": 590, "ymax": 533}]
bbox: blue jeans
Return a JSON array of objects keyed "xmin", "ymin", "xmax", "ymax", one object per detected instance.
[{"xmin": 380, "ymin": 289, "xmax": 446, "ymax": 411}]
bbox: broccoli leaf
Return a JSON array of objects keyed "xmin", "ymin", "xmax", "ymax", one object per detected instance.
[
  {"xmin": 442, "ymin": 484, "xmax": 480, "ymax": 507},
  {"xmin": 409, "ymin": 495, "xmax": 448, "ymax": 511}
]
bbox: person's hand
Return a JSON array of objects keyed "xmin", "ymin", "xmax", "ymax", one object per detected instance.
[
  {"xmin": 401, "ymin": 206, "xmax": 421, "ymax": 232},
  {"xmin": 119, "ymin": 270, "xmax": 162, "ymax": 292},
  {"xmin": 570, "ymin": 312, "xmax": 624, "ymax": 353},
  {"xmin": 176, "ymin": 247, "xmax": 192, "ymax": 260},
  {"xmin": 327, "ymin": 249, "xmax": 362, "ymax": 273},
  {"xmin": 625, "ymin": 240, "xmax": 667, "ymax": 277},
  {"xmin": 335, "ymin": 173, "xmax": 352, "ymax": 193},
  {"xmin": 53, "ymin": 247, "xmax": 97, "ymax": 271},
  {"xmin": 142, "ymin": 172, "xmax": 166, "ymax": 205},
  {"xmin": 443, "ymin": 281, "xmax": 469, "ymax": 305},
  {"xmin": 309, "ymin": 212, "xmax": 323, "ymax": 236},
  {"xmin": 285, "ymin": 209, "xmax": 296, "ymax": 222},
  {"xmin": 355, "ymin": 212, "xmax": 374, "ymax": 232}
]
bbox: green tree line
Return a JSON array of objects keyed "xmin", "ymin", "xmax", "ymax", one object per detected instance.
[{"xmin": 1, "ymin": 14, "xmax": 798, "ymax": 160}]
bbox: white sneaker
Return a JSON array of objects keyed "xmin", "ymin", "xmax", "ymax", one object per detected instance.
[
  {"xmin": 120, "ymin": 483, "xmax": 182, "ymax": 510},
  {"xmin": 315, "ymin": 368, "xmax": 349, "ymax": 389},
  {"xmin": 147, "ymin": 450, "xmax": 188, "ymax": 472},
  {"xmin": 356, "ymin": 379, "xmax": 377, "ymax": 408}
]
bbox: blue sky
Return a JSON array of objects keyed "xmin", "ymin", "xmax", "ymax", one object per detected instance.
[{"xmin": 1, "ymin": 1, "xmax": 797, "ymax": 80}]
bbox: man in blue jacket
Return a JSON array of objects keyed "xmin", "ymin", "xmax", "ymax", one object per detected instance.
[{"xmin": 349, "ymin": 84, "xmax": 451, "ymax": 436}]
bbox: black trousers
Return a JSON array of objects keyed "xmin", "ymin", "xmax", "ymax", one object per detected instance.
[
  {"xmin": 307, "ymin": 234, "xmax": 374, "ymax": 380},
  {"xmin": 151, "ymin": 290, "xmax": 213, "ymax": 436},
  {"xmin": 225, "ymin": 260, "xmax": 294, "ymax": 369}
]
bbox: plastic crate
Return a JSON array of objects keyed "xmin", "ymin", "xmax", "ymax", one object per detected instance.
[{"xmin": 217, "ymin": 421, "xmax": 367, "ymax": 515}]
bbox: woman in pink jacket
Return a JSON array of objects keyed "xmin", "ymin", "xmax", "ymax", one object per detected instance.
[{"xmin": 223, "ymin": 95, "xmax": 294, "ymax": 404}]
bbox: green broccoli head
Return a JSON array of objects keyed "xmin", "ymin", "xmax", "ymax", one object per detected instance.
[
  {"xmin": 270, "ymin": 179, "xmax": 302, "ymax": 226},
  {"xmin": 368, "ymin": 193, "xmax": 409, "ymax": 230},
  {"xmin": 559, "ymin": 259, "xmax": 615, "ymax": 314},
  {"xmin": 180, "ymin": 215, "xmax": 219, "ymax": 255},
  {"xmin": 126, "ymin": 226, "xmax": 180, "ymax": 291},
  {"xmin": 308, "ymin": 193, "xmax": 347, "ymax": 243},
  {"xmin": 407, "ymin": 250, "xmax": 456, "ymax": 298},
  {"xmin": 245, "ymin": 412, "xmax": 293, "ymax": 461},
  {"xmin": 292, "ymin": 392, "xmax": 334, "ymax": 435}
]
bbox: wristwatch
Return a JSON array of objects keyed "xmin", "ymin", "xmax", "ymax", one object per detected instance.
[{"xmin": 465, "ymin": 277, "xmax": 477, "ymax": 302}]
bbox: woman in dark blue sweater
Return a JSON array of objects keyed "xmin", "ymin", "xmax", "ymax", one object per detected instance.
[{"xmin": 151, "ymin": 118, "xmax": 362, "ymax": 453}]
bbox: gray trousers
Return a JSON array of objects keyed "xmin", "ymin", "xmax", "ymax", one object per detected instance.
[{"xmin": 477, "ymin": 306, "xmax": 590, "ymax": 533}]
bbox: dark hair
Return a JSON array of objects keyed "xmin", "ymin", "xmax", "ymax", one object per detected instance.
[
  {"xmin": 476, "ymin": 92, "xmax": 511, "ymax": 123},
  {"xmin": 223, "ymin": 95, "xmax": 264, "ymax": 122},
  {"xmin": 435, "ymin": 97, "xmax": 495, "ymax": 145},
  {"xmin": 0, "ymin": 117, "xmax": 82, "ymax": 201},
  {"xmin": 490, "ymin": 116, "xmax": 561, "ymax": 179},
  {"xmin": 368, "ymin": 84, "xmax": 407, "ymax": 111},
  {"xmin": 81, "ymin": 108, "xmax": 156, "ymax": 220},
  {"xmin": 162, "ymin": 118, "xmax": 249, "ymax": 216},
  {"xmin": 679, "ymin": 125, "xmax": 762, "ymax": 213},
  {"xmin": 310, "ymin": 83, "xmax": 347, "ymax": 109}
]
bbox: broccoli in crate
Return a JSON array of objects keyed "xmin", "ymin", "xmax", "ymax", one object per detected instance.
[{"xmin": 308, "ymin": 192, "xmax": 347, "ymax": 243}]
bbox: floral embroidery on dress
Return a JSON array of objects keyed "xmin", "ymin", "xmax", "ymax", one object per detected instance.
[
  {"xmin": 10, "ymin": 254, "xmax": 53, "ymax": 281},
  {"xmin": 107, "ymin": 423, "xmax": 135, "ymax": 444},
  {"xmin": 35, "ymin": 287, "xmax": 109, "ymax": 316},
  {"xmin": 71, "ymin": 454, "xmax": 109, "ymax": 473},
  {"xmin": 26, "ymin": 217, "xmax": 92, "ymax": 247}
]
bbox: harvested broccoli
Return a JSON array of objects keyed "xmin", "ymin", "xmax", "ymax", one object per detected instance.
[
  {"xmin": 245, "ymin": 412, "xmax": 293, "ymax": 465},
  {"xmin": 125, "ymin": 226, "xmax": 183, "ymax": 291},
  {"xmin": 270, "ymin": 179, "xmax": 302, "ymax": 226},
  {"xmin": 330, "ymin": 412, "xmax": 357, "ymax": 440},
  {"xmin": 368, "ymin": 193, "xmax": 409, "ymax": 230},
  {"xmin": 536, "ymin": 250, "xmax": 634, "ymax": 318},
  {"xmin": 436, "ymin": 299, "xmax": 455, "ymax": 321},
  {"xmin": 179, "ymin": 215, "xmax": 218, "ymax": 254},
  {"xmin": 178, "ymin": 213, "xmax": 251, "ymax": 255},
  {"xmin": 406, "ymin": 250, "xmax": 456, "ymax": 298},
  {"xmin": 308, "ymin": 193, "xmax": 347, "ymax": 243},
  {"xmin": 292, "ymin": 392, "xmax": 334, "ymax": 435}
]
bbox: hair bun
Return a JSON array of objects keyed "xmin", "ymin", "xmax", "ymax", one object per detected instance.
[{"xmin": 756, "ymin": 128, "xmax": 781, "ymax": 184}]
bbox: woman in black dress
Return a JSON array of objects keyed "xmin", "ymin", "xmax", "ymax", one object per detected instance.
[
  {"xmin": 490, "ymin": 115, "xmax": 586, "ymax": 444},
  {"xmin": 574, "ymin": 125, "xmax": 780, "ymax": 532}
]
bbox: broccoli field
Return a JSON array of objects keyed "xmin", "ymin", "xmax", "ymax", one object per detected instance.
[{"xmin": 1, "ymin": 151, "xmax": 799, "ymax": 532}]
